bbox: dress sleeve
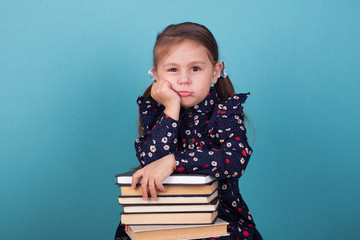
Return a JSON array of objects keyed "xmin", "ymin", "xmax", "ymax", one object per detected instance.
[
  {"xmin": 173, "ymin": 94, "xmax": 252, "ymax": 179},
  {"xmin": 134, "ymin": 97, "xmax": 179, "ymax": 167}
]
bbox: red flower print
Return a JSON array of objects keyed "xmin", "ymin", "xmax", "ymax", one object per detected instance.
[
  {"xmin": 238, "ymin": 207, "xmax": 243, "ymax": 212},
  {"xmin": 165, "ymin": 115, "xmax": 169, "ymax": 118},
  {"xmin": 177, "ymin": 167, "xmax": 184, "ymax": 172},
  {"xmin": 242, "ymin": 150, "xmax": 247, "ymax": 156},
  {"xmin": 243, "ymin": 231, "xmax": 249, "ymax": 237},
  {"xmin": 225, "ymin": 159, "xmax": 230, "ymax": 163},
  {"xmin": 235, "ymin": 137, "xmax": 240, "ymax": 141},
  {"xmin": 204, "ymin": 164, "xmax": 209, "ymax": 168}
]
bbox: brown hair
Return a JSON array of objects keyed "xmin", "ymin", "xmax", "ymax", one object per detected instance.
[{"xmin": 138, "ymin": 22, "xmax": 235, "ymax": 136}]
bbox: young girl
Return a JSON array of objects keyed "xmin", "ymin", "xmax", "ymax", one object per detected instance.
[{"xmin": 115, "ymin": 22, "xmax": 262, "ymax": 240}]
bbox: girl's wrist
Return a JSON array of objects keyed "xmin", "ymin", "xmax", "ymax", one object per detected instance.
[{"xmin": 164, "ymin": 103, "xmax": 180, "ymax": 121}]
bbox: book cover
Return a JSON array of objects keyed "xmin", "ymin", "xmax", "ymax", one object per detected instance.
[
  {"xmin": 119, "ymin": 179, "xmax": 218, "ymax": 196},
  {"xmin": 116, "ymin": 170, "xmax": 216, "ymax": 185},
  {"xmin": 123, "ymin": 199, "xmax": 219, "ymax": 213},
  {"xmin": 118, "ymin": 189, "xmax": 218, "ymax": 205},
  {"xmin": 125, "ymin": 217, "xmax": 229, "ymax": 240},
  {"xmin": 121, "ymin": 210, "xmax": 218, "ymax": 225}
]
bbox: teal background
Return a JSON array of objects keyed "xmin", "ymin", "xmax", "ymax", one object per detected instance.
[{"xmin": 1, "ymin": 0, "xmax": 359, "ymax": 239}]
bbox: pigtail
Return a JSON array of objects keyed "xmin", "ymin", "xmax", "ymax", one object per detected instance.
[
  {"xmin": 215, "ymin": 75, "xmax": 255, "ymax": 141},
  {"xmin": 214, "ymin": 75, "xmax": 235, "ymax": 99},
  {"xmin": 138, "ymin": 83, "xmax": 154, "ymax": 137}
]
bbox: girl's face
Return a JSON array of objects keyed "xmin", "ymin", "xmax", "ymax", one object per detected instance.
[{"xmin": 153, "ymin": 40, "xmax": 222, "ymax": 109}]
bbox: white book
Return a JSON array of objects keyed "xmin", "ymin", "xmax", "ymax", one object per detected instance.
[{"xmin": 116, "ymin": 171, "xmax": 216, "ymax": 185}]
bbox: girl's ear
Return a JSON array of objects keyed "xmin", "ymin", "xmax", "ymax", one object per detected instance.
[
  {"xmin": 212, "ymin": 62, "xmax": 223, "ymax": 84},
  {"xmin": 151, "ymin": 67, "xmax": 157, "ymax": 80}
]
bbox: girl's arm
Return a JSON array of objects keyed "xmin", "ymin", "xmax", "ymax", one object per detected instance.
[
  {"xmin": 135, "ymin": 111, "xmax": 179, "ymax": 166},
  {"xmin": 135, "ymin": 80, "xmax": 180, "ymax": 166}
]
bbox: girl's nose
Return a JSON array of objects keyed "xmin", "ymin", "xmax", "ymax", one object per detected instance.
[{"xmin": 178, "ymin": 72, "xmax": 190, "ymax": 85}]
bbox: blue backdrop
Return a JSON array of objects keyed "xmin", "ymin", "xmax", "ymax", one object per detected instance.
[{"xmin": 1, "ymin": 1, "xmax": 359, "ymax": 239}]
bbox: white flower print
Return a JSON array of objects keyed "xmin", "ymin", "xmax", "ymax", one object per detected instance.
[
  {"xmin": 222, "ymin": 184, "xmax": 227, "ymax": 190},
  {"xmin": 240, "ymin": 126, "xmax": 244, "ymax": 130},
  {"xmin": 195, "ymin": 120, "xmax": 199, "ymax": 125},
  {"xmin": 135, "ymin": 138, "xmax": 140, "ymax": 143},
  {"xmin": 189, "ymin": 152, "xmax": 195, "ymax": 157},
  {"xmin": 224, "ymin": 170, "xmax": 228, "ymax": 175},
  {"xmin": 238, "ymin": 119, "xmax": 243, "ymax": 124},
  {"xmin": 233, "ymin": 95, "xmax": 239, "ymax": 100},
  {"xmin": 232, "ymin": 201, "xmax": 237, "ymax": 207},
  {"xmin": 185, "ymin": 130, "xmax": 191, "ymax": 135},
  {"xmin": 197, "ymin": 133, "xmax": 202, "ymax": 137},
  {"xmin": 226, "ymin": 152, "xmax": 232, "ymax": 156},
  {"xmin": 239, "ymin": 143, "xmax": 244, "ymax": 148},
  {"xmin": 215, "ymin": 173, "xmax": 220, "ymax": 178},
  {"xmin": 226, "ymin": 142, "xmax": 232, "ymax": 148},
  {"xmin": 167, "ymin": 132, "xmax": 172, "ymax": 137},
  {"xmin": 194, "ymin": 105, "xmax": 199, "ymax": 109},
  {"xmin": 150, "ymin": 145, "xmax": 156, "ymax": 152},
  {"xmin": 211, "ymin": 161, "xmax": 217, "ymax": 166},
  {"xmin": 212, "ymin": 167, "xmax": 217, "ymax": 171},
  {"xmin": 161, "ymin": 137, "xmax": 168, "ymax": 143},
  {"xmin": 193, "ymin": 157, "xmax": 198, "ymax": 161},
  {"xmin": 172, "ymin": 122, "xmax": 177, "ymax": 128},
  {"xmin": 210, "ymin": 100, "xmax": 214, "ymax": 105},
  {"xmin": 142, "ymin": 111, "xmax": 148, "ymax": 115},
  {"xmin": 193, "ymin": 167, "xmax": 198, "ymax": 171},
  {"xmin": 235, "ymin": 115, "xmax": 239, "ymax": 120},
  {"xmin": 173, "ymin": 139, "xmax": 177, "ymax": 144},
  {"xmin": 240, "ymin": 158, "xmax": 245, "ymax": 164},
  {"xmin": 164, "ymin": 145, "xmax": 169, "ymax": 150},
  {"xmin": 208, "ymin": 151, "xmax": 214, "ymax": 155},
  {"xmin": 181, "ymin": 159, "xmax": 188, "ymax": 163},
  {"xmin": 148, "ymin": 152, "xmax": 152, "ymax": 157}
]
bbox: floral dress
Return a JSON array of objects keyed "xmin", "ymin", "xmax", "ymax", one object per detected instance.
[{"xmin": 115, "ymin": 88, "xmax": 262, "ymax": 240}]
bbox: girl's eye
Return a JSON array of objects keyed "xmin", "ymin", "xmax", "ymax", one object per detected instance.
[
  {"xmin": 191, "ymin": 66, "xmax": 200, "ymax": 71},
  {"xmin": 168, "ymin": 68, "xmax": 178, "ymax": 72}
]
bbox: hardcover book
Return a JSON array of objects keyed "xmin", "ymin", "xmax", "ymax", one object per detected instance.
[
  {"xmin": 125, "ymin": 217, "xmax": 229, "ymax": 240},
  {"xmin": 119, "ymin": 179, "xmax": 218, "ymax": 196},
  {"xmin": 118, "ymin": 189, "xmax": 218, "ymax": 205},
  {"xmin": 122, "ymin": 199, "xmax": 219, "ymax": 213},
  {"xmin": 121, "ymin": 210, "xmax": 218, "ymax": 225}
]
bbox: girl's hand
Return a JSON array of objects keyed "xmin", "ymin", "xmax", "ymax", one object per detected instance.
[
  {"xmin": 131, "ymin": 154, "xmax": 176, "ymax": 200},
  {"xmin": 151, "ymin": 79, "xmax": 180, "ymax": 120}
]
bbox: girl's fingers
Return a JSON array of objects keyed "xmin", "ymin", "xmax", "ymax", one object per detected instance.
[
  {"xmin": 141, "ymin": 177, "xmax": 149, "ymax": 200},
  {"xmin": 155, "ymin": 179, "xmax": 166, "ymax": 192},
  {"xmin": 131, "ymin": 169, "xmax": 143, "ymax": 189},
  {"xmin": 148, "ymin": 180, "xmax": 157, "ymax": 200}
]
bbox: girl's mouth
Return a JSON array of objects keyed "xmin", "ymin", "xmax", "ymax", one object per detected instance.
[{"xmin": 177, "ymin": 91, "xmax": 192, "ymax": 97}]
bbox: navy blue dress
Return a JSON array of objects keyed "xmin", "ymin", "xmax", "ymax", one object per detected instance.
[{"xmin": 115, "ymin": 88, "xmax": 262, "ymax": 240}]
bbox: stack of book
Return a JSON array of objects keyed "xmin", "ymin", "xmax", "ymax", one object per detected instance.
[{"xmin": 115, "ymin": 171, "xmax": 229, "ymax": 240}]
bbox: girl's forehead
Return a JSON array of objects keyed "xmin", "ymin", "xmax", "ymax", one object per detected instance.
[{"xmin": 156, "ymin": 39, "xmax": 213, "ymax": 65}]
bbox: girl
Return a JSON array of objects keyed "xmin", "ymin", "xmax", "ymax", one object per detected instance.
[{"xmin": 115, "ymin": 22, "xmax": 262, "ymax": 240}]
